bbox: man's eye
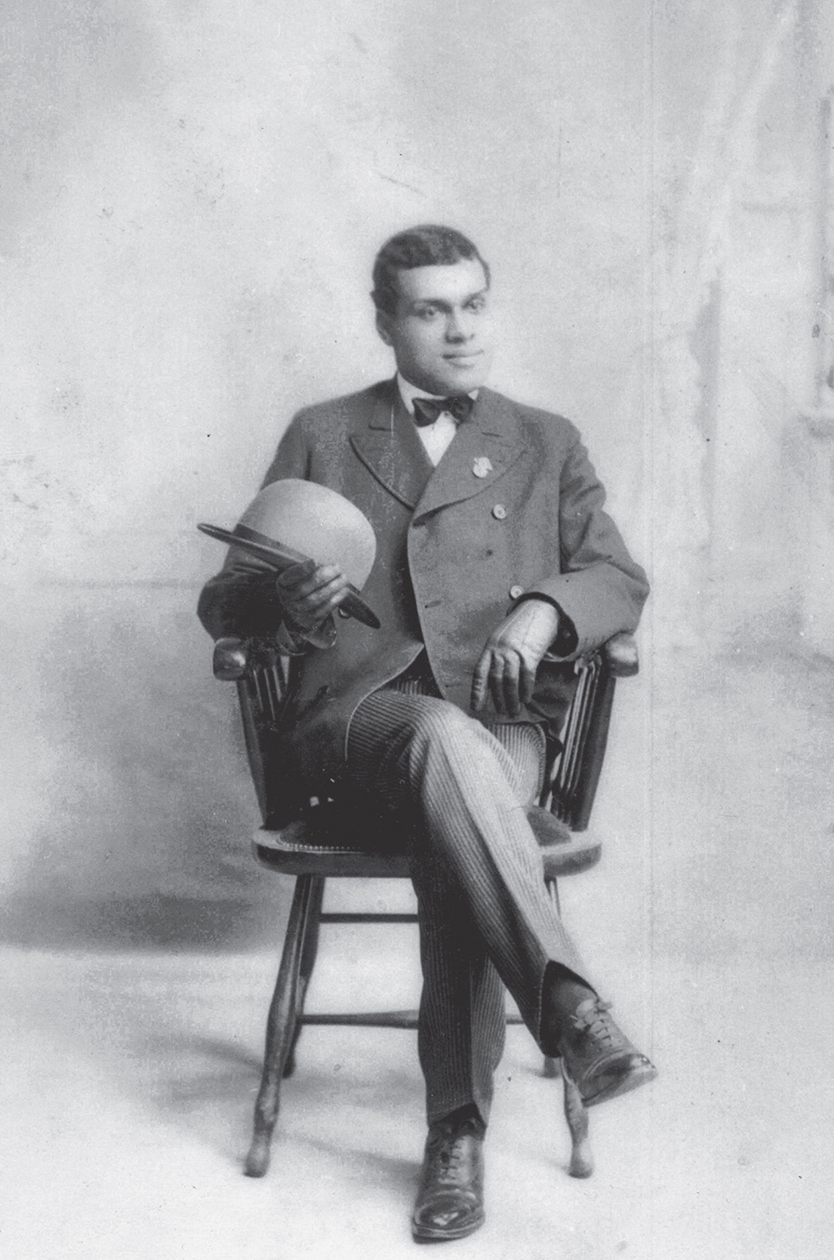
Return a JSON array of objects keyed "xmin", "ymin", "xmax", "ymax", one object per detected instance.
[
  {"xmin": 467, "ymin": 297, "xmax": 486, "ymax": 312},
  {"xmin": 416, "ymin": 306, "xmax": 439, "ymax": 320}
]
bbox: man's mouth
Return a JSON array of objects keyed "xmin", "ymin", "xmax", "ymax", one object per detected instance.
[{"xmin": 444, "ymin": 350, "xmax": 483, "ymax": 363}]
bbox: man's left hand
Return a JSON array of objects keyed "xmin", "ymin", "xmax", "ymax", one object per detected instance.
[{"xmin": 471, "ymin": 599, "xmax": 562, "ymax": 717}]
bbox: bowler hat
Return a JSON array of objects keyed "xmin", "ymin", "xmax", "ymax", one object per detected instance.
[{"xmin": 199, "ymin": 478, "xmax": 380, "ymax": 628}]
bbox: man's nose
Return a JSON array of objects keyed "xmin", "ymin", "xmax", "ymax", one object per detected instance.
[{"xmin": 445, "ymin": 309, "xmax": 474, "ymax": 341}]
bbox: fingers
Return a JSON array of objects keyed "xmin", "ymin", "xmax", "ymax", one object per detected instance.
[
  {"xmin": 471, "ymin": 646, "xmax": 524, "ymax": 717},
  {"xmin": 276, "ymin": 559, "xmax": 329, "ymax": 598},
  {"xmin": 300, "ymin": 574, "xmax": 350, "ymax": 621},
  {"xmin": 485, "ymin": 651, "xmax": 507, "ymax": 714},
  {"xmin": 471, "ymin": 649, "xmax": 491, "ymax": 711},
  {"xmin": 498, "ymin": 652, "xmax": 522, "ymax": 718},
  {"xmin": 276, "ymin": 557, "xmax": 315, "ymax": 581},
  {"xmin": 488, "ymin": 651, "xmax": 506, "ymax": 714},
  {"xmin": 519, "ymin": 658, "xmax": 537, "ymax": 706},
  {"xmin": 276, "ymin": 563, "xmax": 350, "ymax": 630}
]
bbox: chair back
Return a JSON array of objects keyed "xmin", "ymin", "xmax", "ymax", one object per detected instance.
[{"xmin": 212, "ymin": 633, "xmax": 638, "ymax": 834}]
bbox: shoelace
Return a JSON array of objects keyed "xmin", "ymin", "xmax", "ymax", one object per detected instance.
[
  {"xmin": 570, "ymin": 999, "xmax": 618, "ymax": 1047},
  {"xmin": 425, "ymin": 1126, "xmax": 476, "ymax": 1184}
]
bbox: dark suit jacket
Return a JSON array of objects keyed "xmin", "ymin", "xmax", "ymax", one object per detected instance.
[{"xmin": 198, "ymin": 378, "xmax": 649, "ymax": 819}]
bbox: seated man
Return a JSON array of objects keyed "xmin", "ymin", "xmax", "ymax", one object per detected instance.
[{"xmin": 198, "ymin": 224, "xmax": 656, "ymax": 1243}]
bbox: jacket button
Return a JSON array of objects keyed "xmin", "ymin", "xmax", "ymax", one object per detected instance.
[
  {"xmin": 492, "ymin": 504, "xmax": 507, "ymax": 520},
  {"xmin": 509, "ymin": 584, "xmax": 525, "ymax": 600}
]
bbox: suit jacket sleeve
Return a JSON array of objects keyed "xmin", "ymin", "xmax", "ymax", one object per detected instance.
[
  {"xmin": 526, "ymin": 431, "xmax": 649, "ymax": 657},
  {"xmin": 196, "ymin": 417, "xmax": 312, "ymax": 640}
]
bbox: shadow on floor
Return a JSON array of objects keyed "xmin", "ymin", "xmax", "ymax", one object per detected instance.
[
  {"xmin": 129, "ymin": 1025, "xmax": 424, "ymax": 1180},
  {"xmin": 0, "ymin": 891, "xmax": 285, "ymax": 953}
]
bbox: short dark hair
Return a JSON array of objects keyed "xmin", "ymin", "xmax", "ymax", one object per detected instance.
[{"xmin": 371, "ymin": 224, "xmax": 490, "ymax": 315}]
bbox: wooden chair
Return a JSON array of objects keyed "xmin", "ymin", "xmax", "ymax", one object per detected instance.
[{"xmin": 211, "ymin": 632, "xmax": 639, "ymax": 1180}]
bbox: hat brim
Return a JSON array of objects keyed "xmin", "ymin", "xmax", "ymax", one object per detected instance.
[{"xmin": 198, "ymin": 523, "xmax": 380, "ymax": 630}]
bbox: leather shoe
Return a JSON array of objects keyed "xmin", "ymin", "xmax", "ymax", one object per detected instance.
[
  {"xmin": 411, "ymin": 1116, "xmax": 485, "ymax": 1243},
  {"xmin": 559, "ymin": 997, "xmax": 657, "ymax": 1107}
]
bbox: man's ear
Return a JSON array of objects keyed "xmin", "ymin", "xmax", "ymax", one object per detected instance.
[{"xmin": 375, "ymin": 308, "xmax": 394, "ymax": 347}]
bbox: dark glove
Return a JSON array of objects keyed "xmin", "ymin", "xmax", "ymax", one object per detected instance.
[{"xmin": 275, "ymin": 558, "xmax": 349, "ymax": 650}]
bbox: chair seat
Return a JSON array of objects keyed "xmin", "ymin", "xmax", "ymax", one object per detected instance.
[
  {"xmin": 254, "ymin": 820, "xmax": 411, "ymax": 877},
  {"xmin": 252, "ymin": 808, "xmax": 602, "ymax": 880}
]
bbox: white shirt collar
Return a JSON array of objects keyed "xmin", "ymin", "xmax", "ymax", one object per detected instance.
[{"xmin": 396, "ymin": 372, "xmax": 478, "ymax": 417}]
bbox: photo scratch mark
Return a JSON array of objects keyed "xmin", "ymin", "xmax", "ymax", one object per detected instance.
[{"xmin": 379, "ymin": 173, "xmax": 426, "ymax": 198}]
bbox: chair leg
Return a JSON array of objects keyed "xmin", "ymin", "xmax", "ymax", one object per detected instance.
[
  {"xmin": 561, "ymin": 1060, "xmax": 593, "ymax": 1178},
  {"xmin": 282, "ymin": 876, "xmax": 325, "ymax": 1079},
  {"xmin": 543, "ymin": 874, "xmax": 593, "ymax": 1177},
  {"xmin": 542, "ymin": 877, "xmax": 563, "ymax": 1082},
  {"xmin": 245, "ymin": 874, "xmax": 321, "ymax": 1178}
]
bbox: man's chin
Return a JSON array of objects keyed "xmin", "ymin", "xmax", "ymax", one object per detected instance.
[
  {"xmin": 433, "ymin": 361, "xmax": 491, "ymax": 394},
  {"xmin": 447, "ymin": 375, "xmax": 489, "ymax": 394}
]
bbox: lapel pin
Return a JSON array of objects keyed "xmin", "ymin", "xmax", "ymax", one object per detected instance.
[{"xmin": 473, "ymin": 456, "xmax": 493, "ymax": 479}]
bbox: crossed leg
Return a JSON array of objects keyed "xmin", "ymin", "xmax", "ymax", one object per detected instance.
[
  {"xmin": 348, "ymin": 685, "xmax": 655, "ymax": 1241},
  {"xmin": 347, "ymin": 687, "xmax": 590, "ymax": 1123}
]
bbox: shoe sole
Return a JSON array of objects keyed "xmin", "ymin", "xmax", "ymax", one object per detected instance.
[
  {"xmin": 582, "ymin": 1061, "xmax": 658, "ymax": 1108},
  {"xmin": 412, "ymin": 1210, "xmax": 485, "ymax": 1243}
]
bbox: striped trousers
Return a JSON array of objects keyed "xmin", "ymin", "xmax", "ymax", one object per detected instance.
[{"xmin": 347, "ymin": 667, "xmax": 590, "ymax": 1125}]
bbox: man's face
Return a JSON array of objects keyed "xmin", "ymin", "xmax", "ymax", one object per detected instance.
[{"xmin": 376, "ymin": 258, "xmax": 495, "ymax": 395}]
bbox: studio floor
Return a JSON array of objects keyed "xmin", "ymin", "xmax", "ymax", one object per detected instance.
[
  {"xmin": 4, "ymin": 639, "xmax": 834, "ymax": 1259},
  {"xmin": 3, "ymin": 945, "xmax": 833, "ymax": 1260}
]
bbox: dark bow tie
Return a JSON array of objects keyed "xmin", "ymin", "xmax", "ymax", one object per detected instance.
[{"xmin": 412, "ymin": 394, "xmax": 475, "ymax": 427}]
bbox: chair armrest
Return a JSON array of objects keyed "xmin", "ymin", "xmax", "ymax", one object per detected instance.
[
  {"xmin": 545, "ymin": 630, "xmax": 640, "ymax": 831},
  {"xmin": 213, "ymin": 636, "xmax": 249, "ymax": 681},
  {"xmin": 601, "ymin": 631, "xmax": 639, "ymax": 677}
]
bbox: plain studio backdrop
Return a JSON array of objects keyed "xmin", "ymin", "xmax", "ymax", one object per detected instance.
[{"xmin": 2, "ymin": 3, "xmax": 834, "ymax": 1259}]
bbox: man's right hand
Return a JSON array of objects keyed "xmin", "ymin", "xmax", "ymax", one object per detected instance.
[{"xmin": 275, "ymin": 559, "xmax": 350, "ymax": 643}]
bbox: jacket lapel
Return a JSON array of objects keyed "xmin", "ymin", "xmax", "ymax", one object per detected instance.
[
  {"xmin": 349, "ymin": 379, "xmax": 434, "ymax": 510},
  {"xmin": 412, "ymin": 388, "xmax": 528, "ymax": 522}
]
